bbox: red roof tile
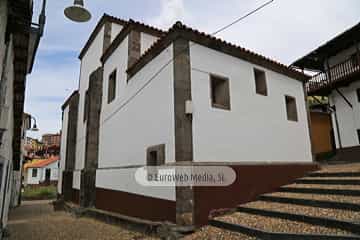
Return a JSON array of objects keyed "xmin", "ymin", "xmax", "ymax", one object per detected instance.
[{"xmin": 25, "ymin": 156, "xmax": 59, "ymax": 169}]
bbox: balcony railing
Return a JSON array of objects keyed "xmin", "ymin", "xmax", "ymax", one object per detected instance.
[{"xmin": 306, "ymin": 54, "xmax": 360, "ymax": 94}]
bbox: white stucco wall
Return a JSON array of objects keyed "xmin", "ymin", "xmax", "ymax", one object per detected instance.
[
  {"xmin": 58, "ymin": 106, "xmax": 69, "ymax": 193},
  {"xmin": 97, "ymin": 42, "xmax": 176, "ymax": 200},
  {"xmin": 72, "ymin": 170, "xmax": 81, "ymax": 189},
  {"xmin": 190, "ymin": 43, "xmax": 312, "ymax": 162},
  {"xmin": 27, "ymin": 168, "xmax": 42, "ymax": 185},
  {"xmin": 140, "ymin": 32, "xmax": 159, "ymax": 55},
  {"xmin": 76, "ymin": 26, "xmax": 104, "ymax": 173},
  {"xmin": 329, "ymin": 80, "xmax": 360, "ymax": 148},
  {"xmin": 74, "ymin": 22, "xmax": 124, "ymax": 187},
  {"xmin": 110, "ymin": 23, "xmax": 123, "ymax": 42}
]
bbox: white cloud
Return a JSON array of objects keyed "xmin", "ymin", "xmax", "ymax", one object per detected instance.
[{"xmin": 151, "ymin": 0, "xmax": 189, "ymax": 28}]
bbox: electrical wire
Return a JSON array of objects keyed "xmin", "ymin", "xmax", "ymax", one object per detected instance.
[{"xmin": 100, "ymin": 0, "xmax": 275, "ymax": 126}]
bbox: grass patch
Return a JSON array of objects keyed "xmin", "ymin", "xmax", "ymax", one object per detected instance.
[{"xmin": 22, "ymin": 185, "xmax": 57, "ymax": 200}]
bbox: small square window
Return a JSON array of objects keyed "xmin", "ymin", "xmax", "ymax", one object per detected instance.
[
  {"xmin": 254, "ymin": 68, "xmax": 267, "ymax": 96},
  {"xmin": 285, "ymin": 95, "xmax": 298, "ymax": 122},
  {"xmin": 32, "ymin": 168, "xmax": 38, "ymax": 178},
  {"xmin": 210, "ymin": 75, "xmax": 231, "ymax": 110},
  {"xmin": 83, "ymin": 90, "xmax": 89, "ymax": 122},
  {"xmin": 148, "ymin": 151, "xmax": 158, "ymax": 166},
  {"xmin": 356, "ymin": 88, "xmax": 360, "ymax": 102},
  {"xmin": 108, "ymin": 70, "xmax": 117, "ymax": 103},
  {"xmin": 146, "ymin": 144, "xmax": 165, "ymax": 166},
  {"xmin": 146, "ymin": 144, "xmax": 165, "ymax": 179},
  {"xmin": 357, "ymin": 129, "xmax": 360, "ymax": 144}
]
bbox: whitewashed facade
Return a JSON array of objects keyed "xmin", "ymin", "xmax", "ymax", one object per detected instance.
[
  {"xmin": 60, "ymin": 15, "xmax": 314, "ymax": 226},
  {"xmin": 25, "ymin": 160, "xmax": 59, "ymax": 185}
]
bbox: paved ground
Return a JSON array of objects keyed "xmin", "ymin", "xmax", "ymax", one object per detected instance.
[{"xmin": 6, "ymin": 200, "xmax": 158, "ymax": 240}]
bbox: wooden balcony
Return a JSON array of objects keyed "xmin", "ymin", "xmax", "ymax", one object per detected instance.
[{"xmin": 306, "ymin": 54, "xmax": 360, "ymax": 95}]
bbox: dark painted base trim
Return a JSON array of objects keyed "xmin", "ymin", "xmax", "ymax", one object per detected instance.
[
  {"xmin": 237, "ymin": 206, "xmax": 360, "ymax": 235},
  {"xmin": 194, "ymin": 163, "xmax": 319, "ymax": 226},
  {"xmin": 335, "ymin": 145, "xmax": 360, "ymax": 163},
  {"xmin": 71, "ymin": 189, "xmax": 80, "ymax": 204},
  {"xmin": 95, "ymin": 187, "xmax": 176, "ymax": 223},
  {"xmin": 209, "ymin": 219, "xmax": 360, "ymax": 240}
]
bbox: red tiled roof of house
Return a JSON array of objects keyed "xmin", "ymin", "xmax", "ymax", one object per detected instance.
[
  {"xmin": 127, "ymin": 22, "xmax": 309, "ymax": 82},
  {"xmin": 24, "ymin": 156, "xmax": 59, "ymax": 169}
]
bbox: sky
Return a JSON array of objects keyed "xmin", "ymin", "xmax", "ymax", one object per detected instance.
[{"xmin": 25, "ymin": 0, "xmax": 360, "ymax": 139}]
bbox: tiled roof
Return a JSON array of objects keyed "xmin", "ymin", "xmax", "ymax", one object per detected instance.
[
  {"xmin": 127, "ymin": 22, "xmax": 309, "ymax": 82},
  {"xmin": 292, "ymin": 22, "xmax": 360, "ymax": 71},
  {"xmin": 101, "ymin": 19, "xmax": 166, "ymax": 63},
  {"xmin": 78, "ymin": 14, "xmax": 128, "ymax": 59},
  {"xmin": 24, "ymin": 156, "xmax": 59, "ymax": 169}
]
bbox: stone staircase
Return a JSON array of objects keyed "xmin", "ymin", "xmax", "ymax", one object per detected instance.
[{"xmin": 207, "ymin": 164, "xmax": 360, "ymax": 240}]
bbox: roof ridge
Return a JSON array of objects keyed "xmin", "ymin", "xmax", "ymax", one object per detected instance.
[
  {"xmin": 101, "ymin": 18, "xmax": 166, "ymax": 63},
  {"xmin": 127, "ymin": 21, "xmax": 309, "ymax": 81},
  {"xmin": 78, "ymin": 13, "xmax": 128, "ymax": 59},
  {"xmin": 175, "ymin": 21, "xmax": 305, "ymax": 76},
  {"xmin": 128, "ymin": 18, "xmax": 166, "ymax": 35}
]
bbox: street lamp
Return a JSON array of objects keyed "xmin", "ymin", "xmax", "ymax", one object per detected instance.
[
  {"xmin": 30, "ymin": 116, "xmax": 39, "ymax": 132},
  {"xmin": 64, "ymin": 0, "xmax": 91, "ymax": 23}
]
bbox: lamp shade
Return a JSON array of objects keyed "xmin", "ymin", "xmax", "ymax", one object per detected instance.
[{"xmin": 64, "ymin": 0, "xmax": 91, "ymax": 23}]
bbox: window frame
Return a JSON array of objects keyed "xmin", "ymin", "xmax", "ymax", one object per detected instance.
[
  {"xmin": 108, "ymin": 69, "xmax": 117, "ymax": 104},
  {"xmin": 254, "ymin": 68, "xmax": 268, "ymax": 96},
  {"xmin": 210, "ymin": 74, "xmax": 231, "ymax": 111},
  {"xmin": 357, "ymin": 129, "xmax": 360, "ymax": 144},
  {"xmin": 32, "ymin": 168, "xmax": 38, "ymax": 178},
  {"xmin": 285, "ymin": 95, "xmax": 298, "ymax": 122},
  {"xmin": 356, "ymin": 88, "xmax": 360, "ymax": 102}
]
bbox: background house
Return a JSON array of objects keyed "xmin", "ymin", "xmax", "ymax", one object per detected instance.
[
  {"xmin": 42, "ymin": 133, "xmax": 61, "ymax": 146},
  {"xmin": 24, "ymin": 156, "xmax": 59, "ymax": 186},
  {"xmin": 292, "ymin": 22, "xmax": 360, "ymax": 161}
]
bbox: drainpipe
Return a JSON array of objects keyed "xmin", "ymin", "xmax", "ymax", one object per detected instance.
[{"xmin": 331, "ymin": 105, "xmax": 342, "ymax": 150}]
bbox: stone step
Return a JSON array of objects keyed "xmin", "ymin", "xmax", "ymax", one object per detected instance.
[
  {"xmin": 244, "ymin": 200, "xmax": 360, "ymax": 224},
  {"xmin": 279, "ymin": 186, "xmax": 360, "ymax": 196},
  {"xmin": 317, "ymin": 164, "xmax": 360, "ymax": 173},
  {"xmin": 210, "ymin": 211, "xmax": 360, "ymax": 240},
  {"xmin": 258, "ymin": 195, "xmax": 360, "ymax": 211},
  {"xmin": 210, "ymin": 219, "xmax": 360, "ymax": 240},
  {"xmin": 308, "ymin": 172, "xmax": 360, "ymax": 178},
  {"xmin": 237, "ymin": 206, "xmax": 360, "ymax": 235},
  {"xmin": 286, "ymin": 183, "xmax": 360, "ymax": 190},
  {"xmin": 182, "ymin": 225, "xmax": 257, "ymax": 240},
  {"xmin": 295, "ymin": 178, "xmax": 360, "ymax": 185},
  {"xmin": 265, "ymin": 192, "xmax": 360, "ymax": 205}
]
